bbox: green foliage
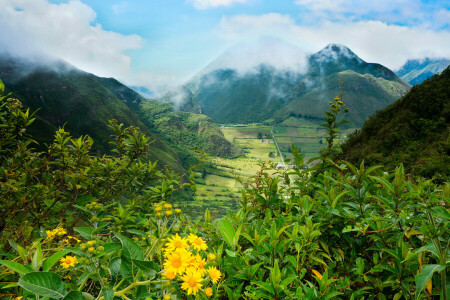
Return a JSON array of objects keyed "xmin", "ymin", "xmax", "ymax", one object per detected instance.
[
  {"xmin": 0, "ymin": 81, "xmax": 448, "ymax": 299},
  {"xmin": 139, "ymin": 99, "xmax": 241, "ymax": 160},
  {"xmin": 340, "ymin": 66, "xmax": 450, "ymax": 181},
  {"xmin": 0, "ymin": 83, "xmax": 194, "ymax": 245}
]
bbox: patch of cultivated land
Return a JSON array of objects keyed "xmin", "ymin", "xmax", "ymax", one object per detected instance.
[{"xmin": 179, "ymin": 117, "xmax": 354, "ymax": 218}]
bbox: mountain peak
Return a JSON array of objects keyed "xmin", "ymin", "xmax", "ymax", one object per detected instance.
[{"xmin": 313, "ymin": 43, "xmax": 363, "ymax": 63}]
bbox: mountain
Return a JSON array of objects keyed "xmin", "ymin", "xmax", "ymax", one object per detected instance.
[
  {"xmin": 0, "ymin": 56, "xmax": 238, "ymax": 171},
  {"xmin": 339, "ymin": 66, "xmax": 450, "ymax": 180},
  {"xmin": 173, "ymin": 42, "xmax": 410, "ymax": 126},
  {"xmin": 396, "ymin": 58, "xmax": 450, "ymax": 85}
]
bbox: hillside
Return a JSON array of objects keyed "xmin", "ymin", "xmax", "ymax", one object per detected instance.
[
  {"xmin": 339, "ymin": 66, "xmax": 450, "ymax": 180},
  {"xmin": 138, "ymin": 99, "xmax": 241, "ymax": 159},
  {"xmin": 396, "ymin": 58, "xmax": 450, "ymax": 85},
  {"xmin": 0, "ymin": 56, "xmax": 237, "ymax": 172},
  {"xmin": 174, "ymin": 42, "xmax": 410, "ymax": 126}
]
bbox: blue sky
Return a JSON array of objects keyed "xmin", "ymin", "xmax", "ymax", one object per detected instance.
[{"xmin": 1, "ymin": 0, "xmax": 450, "ymax": 92}]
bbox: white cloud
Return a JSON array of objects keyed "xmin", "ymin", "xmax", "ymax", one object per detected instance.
[
  {"xmin": 0, "ymin": 0, "xmax": 142, "ymax": 78},
  {"xmin": 295, "ymin": 0, "xmax": 449, "ymax": 29},
  {"xmin": 217, "ymin": 14, "xmax": 450, "ymax": 70},
  {"xmin": 187, "ymin": 0, "xmax": 250, "ymax": 10}
]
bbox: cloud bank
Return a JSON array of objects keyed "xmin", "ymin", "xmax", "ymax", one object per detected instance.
[
  {"xmin": 0, "ymin": 0, "xmax": 141, "ymax": 78},
  {"xmin": 218, "ymin": 13, "xmax": 450, "ymax": 70}
]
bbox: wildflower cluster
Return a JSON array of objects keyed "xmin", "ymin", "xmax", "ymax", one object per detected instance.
[
  {"xmin": 162, "ymin": 234, "xmax": 221, "ymax": 296},
  {"xmin": 45, "ymin": 227, "xmax": 67, "ymax": 239},
  {"xmin": 79, "ymin": 240, "xmax": 104, "ymax": 256},
  {"xmin": 154, "ymin": 201, "xmax": 181, "ymax": 218}
]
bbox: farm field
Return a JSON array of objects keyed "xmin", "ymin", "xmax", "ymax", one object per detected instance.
[{"xmin": 179, "ymin": 117, "xmax": 353, "ymax": 217}]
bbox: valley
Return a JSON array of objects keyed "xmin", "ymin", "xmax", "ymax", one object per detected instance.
[{"xmin": 179, "ymin": 116, "xmax": 355, "ymax": 218}]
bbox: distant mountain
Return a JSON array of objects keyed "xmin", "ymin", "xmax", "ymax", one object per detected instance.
[
  {"xmin": 0, "ymin": 56, "xmax": 237, "ymax": 171},
  {"xmin": 396, "ymin": 58, "xmax": 450, "ymax": 85},
  {"xmin": 339, "ymin": 66, "xmax": 450, "ymax": 180},
  {"xmin": 173, "ymin": 41, "xmax": 410, "ymax": 126}
]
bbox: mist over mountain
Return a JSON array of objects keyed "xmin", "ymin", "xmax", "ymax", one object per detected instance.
[
  {"xmin": 0, "ymin": 54, "xmax": 238, "ymax": 170},
  {"xmin": 395, "ymin": 58, "xmax": 450, "ymax": 85},
  {"xmin": 171, "ymin": 40, "xmax": 410, "ymax": 126}
]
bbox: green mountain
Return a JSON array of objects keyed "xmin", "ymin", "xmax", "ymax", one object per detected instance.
[
  {"xmin": 0, "ymin": 56, "xmax": 237, "ymax": 171},
  {"xmin": 396, "ymin": 58, "xmax": 450, "ymax": 85},
  {"xmin": 339, "ymin": 66, "xmax": 450, "ymax": 180},
  {"xmin": 175, "ymin": 43, "xmax": 410, "ymax": 127}
]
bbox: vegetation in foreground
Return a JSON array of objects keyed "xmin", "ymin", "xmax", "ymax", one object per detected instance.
[{"xmin": 0, "ymin": 82, "xmax": 448, "ymax": 299}]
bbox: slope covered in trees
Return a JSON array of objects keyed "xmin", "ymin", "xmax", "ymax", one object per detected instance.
[{"xmin": 340, "ymin": 66, "xmax": 450, "ymax": 180}]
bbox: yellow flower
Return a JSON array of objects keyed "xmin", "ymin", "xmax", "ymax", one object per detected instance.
[
  {"xmin": 86, "ymin": 240, "xmax": 96, "ymax": 246},
  {"xmin": 207, "ymin": 266, "xmax": 221, "ymax": 283},
  {"xmin": 60, "ymin": 256, "xmax": 78, "ymax": 269},
  {"xmin": 208, "ymin": 253, "xmax": 216, "ymax": 260},
  {"xmin": 14, "ymin": 297, "xmax": 23, "ymax": 300},
  {"xmin": 164, "ymin": 249, "xmax": 191, "ymax": 275},
  {"xmin": 155, "ymin": 206, "xmax": 163, "ymax": 212},
  {"xmin": 181, "ymin": 268, "xmax": 203, "ymax": 295},
  {"xmin": 194, "ymin": 254, "xmax": 207, "ymax": 275},
  {"xmin": 163, "ymin": 295, "xmax": 171, "ymax": 300},
  {"xmin": 165, "ymin": 234, "xmax": 189, "ymax": 252},
  {"xmin": 68, "ymin": 236, "xmax": 81, "ymax": 243},
  {"xmin": 165, "ymin": 210, "xmax": 173, "ymax": 217},
  {"xmin": 188, "ymin": 234, "xmax": 208, "ymax": 251},
  {"xmin": 334, "ymin": 97, "xmax": 339, "ymax": 101},
  {"xmin": 46, "ymin": 230, "xmax": 55, "ymax": 238},
  {"xmin": 55, "ymin": 228, "xmax": 67, "ymax": 236},
  {"xmin": 175, "ymin": 209, "xmax": 182, "ymax": 215},
  {"xmin": 205, "ymin": 287, "xmax": 213, "ymax": 297},
  {"xmin": 156, "ymin": 212, "xmax": 162, "ymax": 218},
  {"xmin": 164, "ymin": 203, "xmax": 172, "ymax": 209},
  {"xmin": 162, "ymin": 270, "xmax": 176, "ymax": 280}
]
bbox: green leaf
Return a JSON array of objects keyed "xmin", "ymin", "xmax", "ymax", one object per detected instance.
[
  {"xmin": 271, "ymin": 260, "xmax": 281, "ymax": 285},
  {"xmin": 103, "ymin": 242, "xmax": 122, "ymax": 253},
  {"xmin": 74, "ymin": 227, "xmax": 94, "ymax": 240},
  {"xmin": 217, "ymin": 219, "xmax": 235, "ymax": 250},
  {"xmin": 102, "ymin": 289, "xmax": 114, "ymax": 300},
  {"xmin": 82, "ymin": 292, "xmax": 95, "ymax": 300},
  {"xmin": 132, "ymin": 259, "xmax": 158, "ymax": 276},
  {"xmin": 0, "ymin": 260, "xmax": 34, "ymax": 275},
  {"xmin": 43, "ymin": 250, "xmax": 70, "ymax": 272},
  {"xmin": 114, "ymin": 232, "xmax": 143, "ymax": 260},
  {"xmin": 416, "ymin": 264, "xmax": 445, "ymax": 296},
  {"xmin": 63, "ymin": 291, "xmax": 84, "ymax": 300},
  {"xmin": 18, "ymin": 272, "xmax": 66, "ymax": 299},
  {"xmin": 8, "ymin": 240, "xmax": 28, "ymax": 262},
  {"xmin": 32, "ymin": 242, "xmax": 43, "ymax": 271}
]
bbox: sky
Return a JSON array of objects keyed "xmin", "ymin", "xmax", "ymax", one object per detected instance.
[{"xmin": 1, "ymin": 0, "xmax": 450, "ymax": 93}]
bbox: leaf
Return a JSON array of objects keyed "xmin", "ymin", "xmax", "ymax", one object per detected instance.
[
  {"xmin": 32, "ymin": 242, "xmax": 43, "ymax": 271},
  {"xmin": 18, "ymin": 272, "xmax": 66, "ymax": 299},
  {"xmin": 63, "ymin": 291, "xmax": 84, "ymax": 300},
  {"xmin": 311, "ymin": 269, "xmax": 322, "ymax": 280},
  {"xmin": 102, "ymin": 288, "xmax": 114, "ymax": 300},
  {"xmin": 43, "ymin": 250, "xmax": 70, "ymax": 272},
  {"xmin": 8, "ymin": 240, "xmax": 28, "ymax": 262},
  {"xmin": 0, "ymin": 260, "xmax": 34, "ymax": 275},
  {"xmin": 271, "ymin": 260, "xmax": 281, "ymax": 285},
  {"xmin": 74, "ymin": 227, "xmax": 94, "ymax": 240},
  {"xmin": 103, "ymin": 242, "xmax": 122, "ymax": 253},
  {"xmin": 416, "ymin": 264, "xmax": 445, "ymax": 296},
  {"xmin": 132, "ymin": 259, "xmax": 158, "ymax": 276},
  {"xmin": 217, "ymin": 219, "xmax": 235, "ymax": 250},
  {"xmin": 114, "ymin": 232, "xmax": 143, "ymax": 260}
]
